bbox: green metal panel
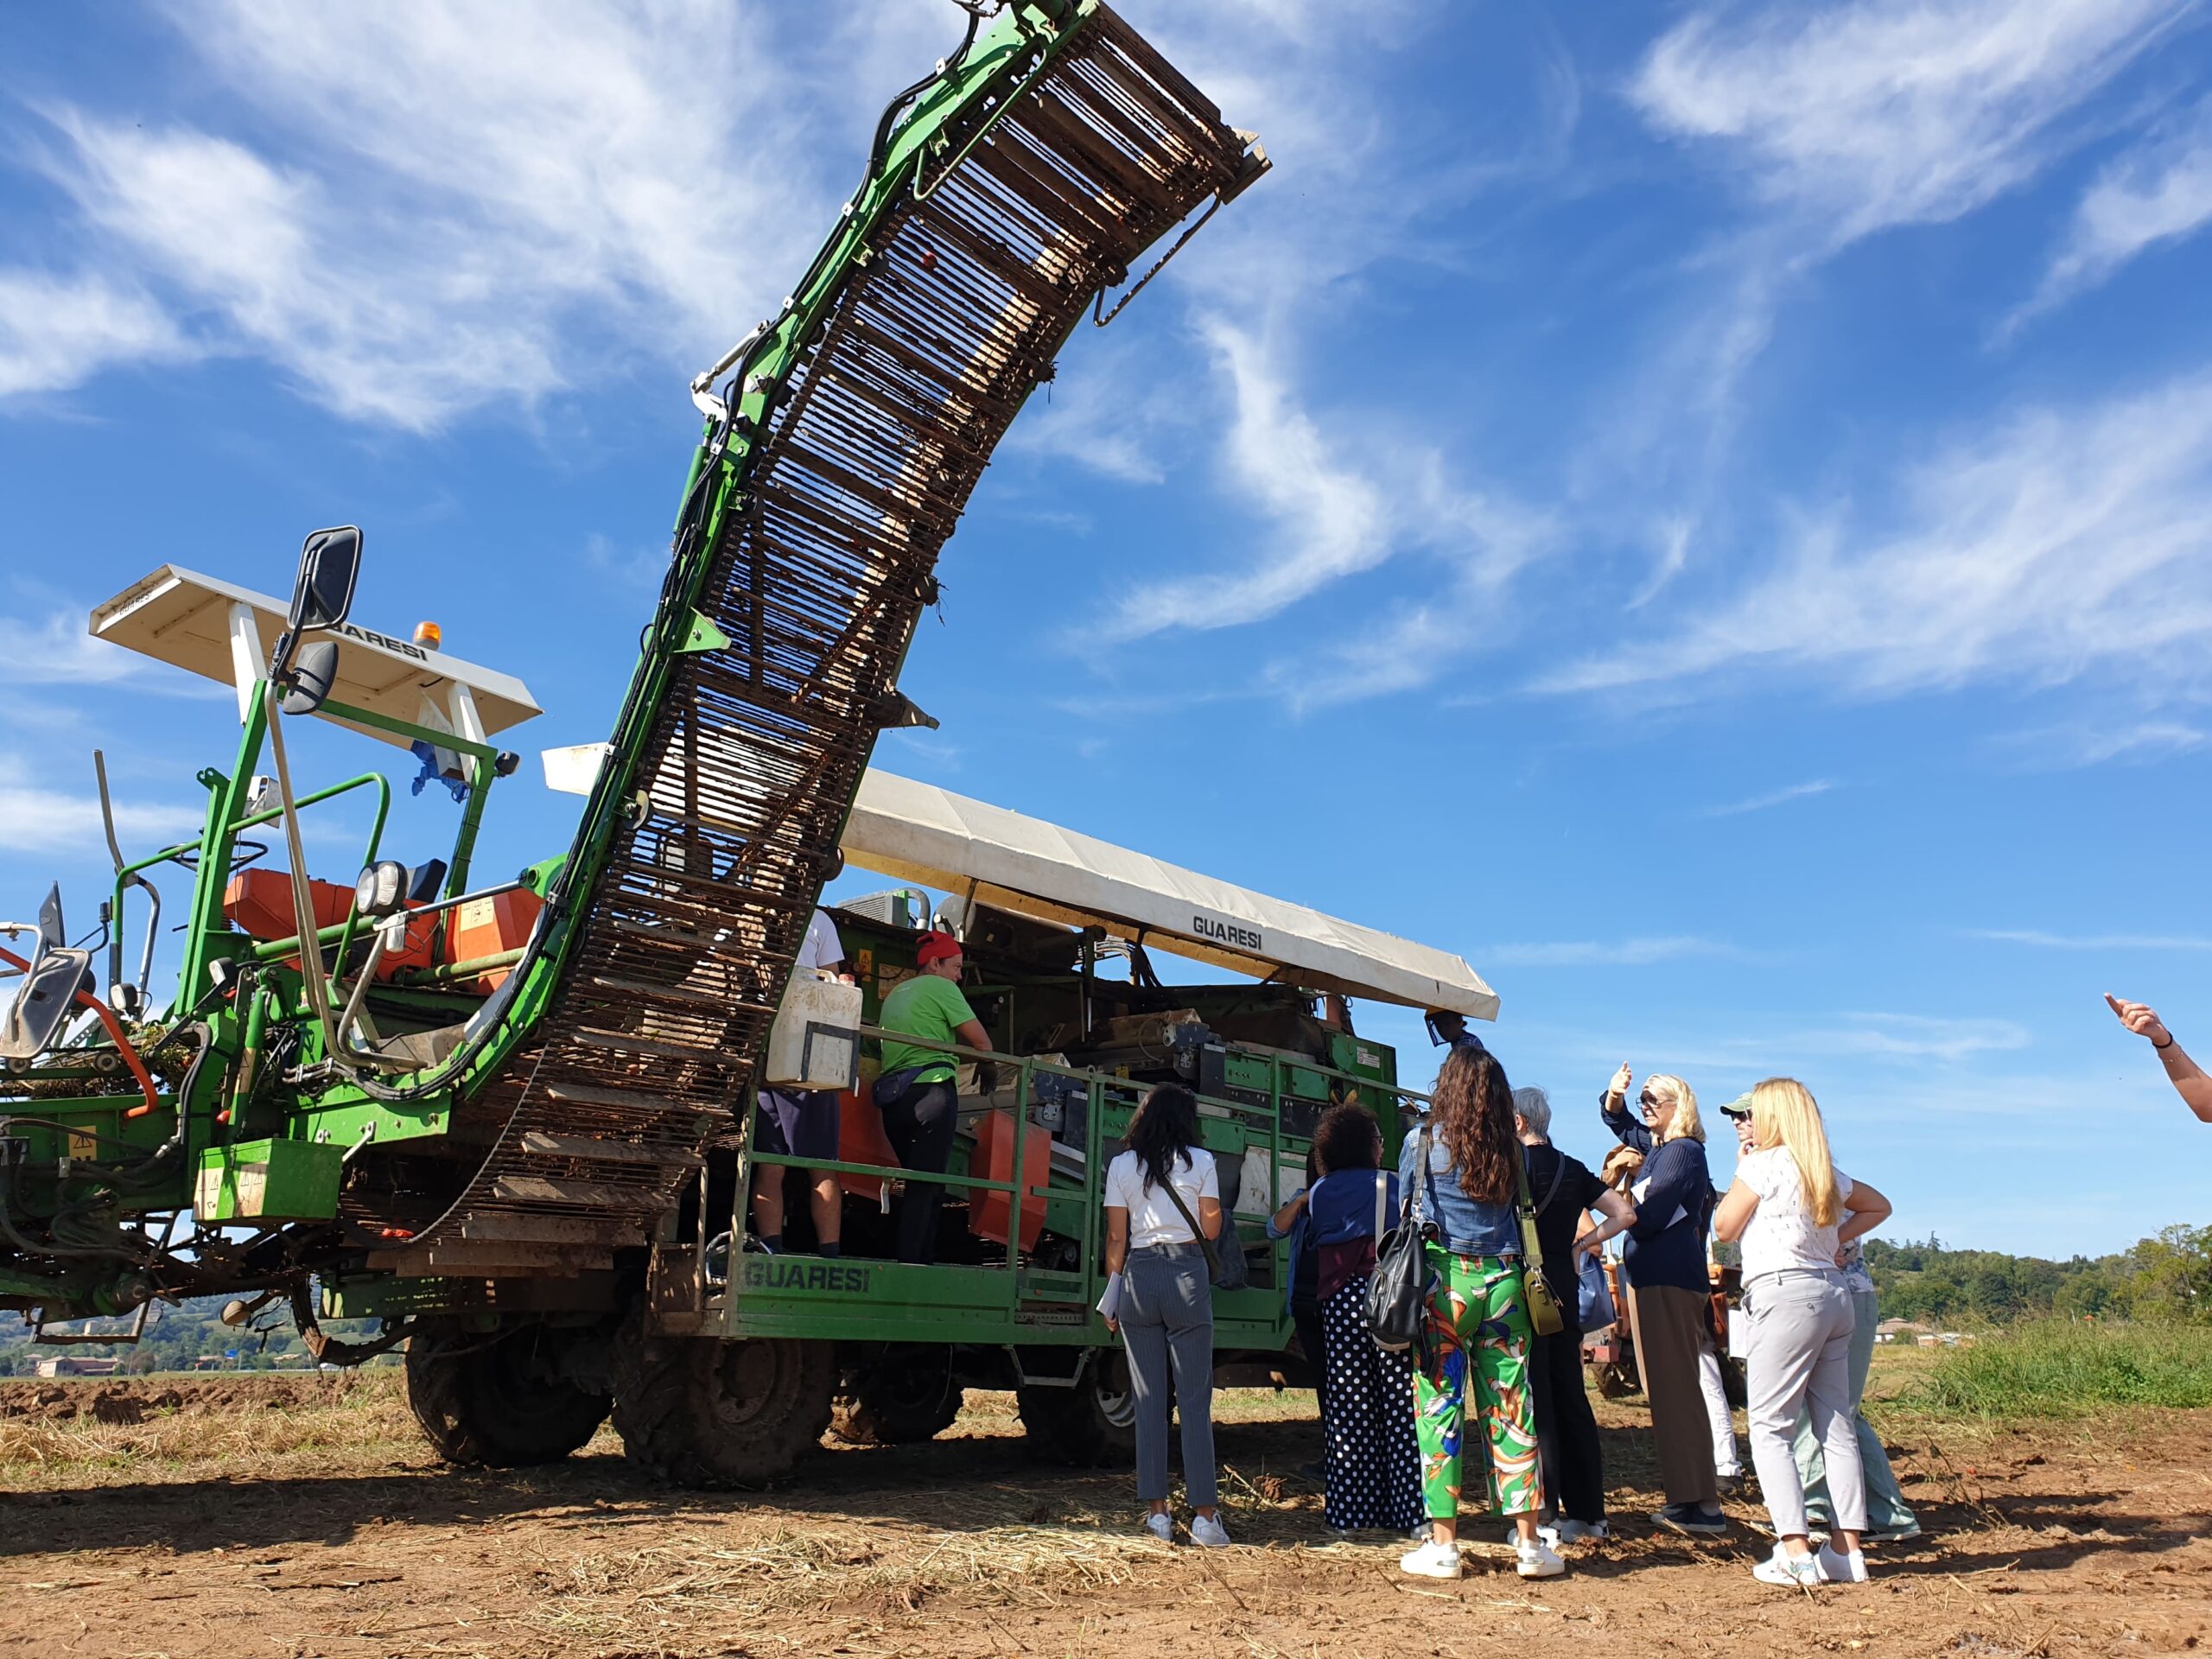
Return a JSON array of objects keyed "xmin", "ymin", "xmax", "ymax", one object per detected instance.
[{"xmin": 193, "ymin": 1137, "xmax": 343, "ymax": 1222}]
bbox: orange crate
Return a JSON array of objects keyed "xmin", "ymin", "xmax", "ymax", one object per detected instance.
[
  {"xmin": 967, "ymin": 1109, "xmax": 1049, "ymax": 1251},
  {"xmin": 442, "ymin": 888, "xmax": 543, "ymax": 991}
]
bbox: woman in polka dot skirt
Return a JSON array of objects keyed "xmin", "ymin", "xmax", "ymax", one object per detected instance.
[{"xmin": 1295, "ymin": 1103, "xmax": 1425, "ymax": 1534}]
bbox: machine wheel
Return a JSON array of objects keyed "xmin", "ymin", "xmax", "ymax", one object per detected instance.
[
  {"xmin": 405, "ymin": 1319, "xmax": 611, "ymax": 1468},
  {"xmin": 608, "ymin": 1304, "xmax": 836, "ymax": 1489},
  {"xmin": 1016, "ymin": 1351, "xmax": 1136, "ymax": 1467},
  {"xmin": 1594, "ymin": 1358, "xmax": 1641, "ymax": 1400},
  {"xmin": 830, "ymin": 1350, "xmax": 963, "ymax": 1446}
]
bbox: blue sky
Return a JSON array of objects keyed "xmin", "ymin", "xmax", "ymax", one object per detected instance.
[{"xmin": 4, "ymin": 0, "xmax": 2209, "ymax": 1257}]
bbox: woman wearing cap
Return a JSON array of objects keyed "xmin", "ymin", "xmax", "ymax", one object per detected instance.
[
  {"xmin": 1713, "ymin": 1077, "xmax": 1894, "ymax": 1587},
  {"xmin": 1600, "ymin": 1065, "xmax": 1727, "ymax": 1535},
  {"xmin": 874, "ymin": 932, "xmax": 991, "ymax": 1264}
]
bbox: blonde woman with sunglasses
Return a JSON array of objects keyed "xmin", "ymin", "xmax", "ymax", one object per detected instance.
[
  {"xmin": 1713, "ymin": 1078, "xmax": 1893, "ymax": 1588},
  {"xmin": 1600, "ymin": 1065, "xmax": 1726, "ymax": 1535}
]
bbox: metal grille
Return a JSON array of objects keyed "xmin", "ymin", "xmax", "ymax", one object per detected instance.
[{"xmin": 360, "ymin": 10, "xmax": 1260, "ymax": 1273}]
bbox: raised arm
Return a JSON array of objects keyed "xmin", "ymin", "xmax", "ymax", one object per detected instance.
[
  {"xmin": 2107, "ymin": 995, "xmax": 2212, "ymax": 1125},
  {"xmin": 1600, "ymin": 1062, "xmax": 1656, "ymax": 1154}
]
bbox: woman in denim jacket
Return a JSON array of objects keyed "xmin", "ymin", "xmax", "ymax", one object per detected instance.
[{"xmin": 1396, "ymin": 1046, "xmax": 1566, "ymax": 1582}]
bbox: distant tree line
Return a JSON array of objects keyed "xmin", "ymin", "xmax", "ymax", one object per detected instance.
[
  {"xmin": 0, "ymin": 1295, "xmax": 394, "ymax": 1376},
  {"xmin": 1867, "ymin": 1225, "xmax": 2212, "ymax": 1326}
]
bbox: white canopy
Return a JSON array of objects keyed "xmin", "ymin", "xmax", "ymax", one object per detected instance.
[
  {"xmin": 89, "ymin": 564, "xmax": 541, "ymax": 746},
  {"xmin": 842, "ymin": 770, "xmax": 1498, "ymax": 1020}
]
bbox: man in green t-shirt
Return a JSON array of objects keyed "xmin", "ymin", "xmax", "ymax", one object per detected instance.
[{"xmin": 874, "ymin": 931, "xmax": 991, "ymax": 1262}]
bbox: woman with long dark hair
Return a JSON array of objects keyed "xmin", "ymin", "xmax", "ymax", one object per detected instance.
[
  {"xmin": 1398, "ymin": 1047, "xmax": 1565, "ymax": 1580},
  {"xmin": 1103, "ymin": 1083, "xmax": 1229, "ymax": 1547},
  {"xmin": 1304, "ymin": 1102, "xmax": 1424, "ymax": 1532}
]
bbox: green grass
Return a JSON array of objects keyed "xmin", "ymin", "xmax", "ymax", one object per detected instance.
[{"xmin": 1921, "ymin": 1319, "xmax": 2212, "ymax": 1419}]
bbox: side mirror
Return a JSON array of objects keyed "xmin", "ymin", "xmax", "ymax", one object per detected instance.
[
  {"xmin": 289, "ymin": 525, "xmax": 362, "ymax": 634},
  {"xmin": 278, "ymin": 639, "xmax": 340, "ymax": 716},
  {"xmin": 271, "ymin": 525, "xmax": 361, "ymax": 683}
]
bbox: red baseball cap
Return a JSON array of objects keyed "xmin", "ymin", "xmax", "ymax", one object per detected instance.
[{"xmin": 914, "ymin": 931, "xmax": 963, "ymax": 966}]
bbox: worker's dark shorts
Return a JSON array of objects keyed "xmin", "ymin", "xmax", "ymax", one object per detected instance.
[{"xmin": 754, "ymin": 1089, "xmax": 840, "ymax": 1162}]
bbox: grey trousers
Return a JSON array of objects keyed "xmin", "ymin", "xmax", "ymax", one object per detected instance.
[
  {"xmin": 1745, "ymin": 1269, "xmax": 1866, "ymax": 1539},
  {"xmin": 1121, "ymin": 1244, "xmax": 1217, "ymax": 1508},
  {"xmin": 1794, "ymin": 1287, "xmax": 1917, "ymax": 1534}
]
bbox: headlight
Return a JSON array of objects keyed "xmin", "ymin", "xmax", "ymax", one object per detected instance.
[{"xmin": 354, "ymin": 861, "xmax": 409, "ymax": 919}]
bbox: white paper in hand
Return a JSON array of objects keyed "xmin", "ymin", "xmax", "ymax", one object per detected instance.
[{"xmin": 1096, "ymin": 1272, "xmax": 1123, "ymax": 1322}]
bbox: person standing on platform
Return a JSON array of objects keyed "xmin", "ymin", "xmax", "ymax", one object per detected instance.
[
  {"xmin": 874, "ymin": 931, "xmax": 990, "ymax": 1264},
  {"xmin": 753, "ymin": 907, "xmax": 849, "ymax": 1257}
]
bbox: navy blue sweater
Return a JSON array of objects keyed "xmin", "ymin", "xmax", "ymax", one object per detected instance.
[{"xmin": 1598, "ymin": 1092, "xmax": 1713, "ymax": 1294}]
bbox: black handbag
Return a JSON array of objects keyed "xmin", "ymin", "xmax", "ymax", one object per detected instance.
[
  {"xmin": 1366, "ymin": 1126, "xmax": 1436, "ymax": 1354},
  {"xmin": 1156, "ymin": 1161, "xmax": 1242, "ymax": 1288}
]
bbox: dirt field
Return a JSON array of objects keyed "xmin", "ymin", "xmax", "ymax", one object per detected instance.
[{"xmin": 2, "ymin": 1353, "xmax": 2207, "ymax": 1659}]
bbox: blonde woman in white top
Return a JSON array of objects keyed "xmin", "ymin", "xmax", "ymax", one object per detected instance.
[{"xmin": 1713, "ymin": 1077, "xmax": 1893, "ymax": 1588}]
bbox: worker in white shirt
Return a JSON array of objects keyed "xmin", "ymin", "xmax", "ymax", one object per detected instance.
[{"xmin": 753, "ymin": 908, "xmax": 850, "ymax": 1256}]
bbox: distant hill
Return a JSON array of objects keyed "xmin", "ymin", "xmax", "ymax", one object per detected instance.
[{"xmin": 0, "ymin": 1296, "xmax": 395, "ymax": 1376}]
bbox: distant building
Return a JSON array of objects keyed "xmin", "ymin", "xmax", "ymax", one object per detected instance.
[
  {"xmin": 31, "ymin": 1356, "xmax": 124, "ymax": 1377},
  {"xmin": 1876, "ymin": 1319, "xmax": 1932, "ymax": 1344}
]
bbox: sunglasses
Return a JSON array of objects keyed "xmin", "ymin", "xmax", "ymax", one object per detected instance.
[{"xmin": 1638, "ymin": 1090, "xmax": 1669, "ymax": 1109}]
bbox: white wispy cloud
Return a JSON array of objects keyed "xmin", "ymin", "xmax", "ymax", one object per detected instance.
[
  {"xmin": 1630, "ymin": 0, "xmax": 2191, "ymax": 245},
  {"xmin": 13, "ymin": 3, "xmax": 952, "ymax": 428},
  {"xmin": 1783, "ymin": 1012, "xmax": 2031, "ymax": 1060},
  {"xmin": 0, "ymin": 271, "xmax": 192, "ymax": 399},
  {"xmin": 1535, "ymin": 366, "xmax": 2212, "ymax": 702},
  {"xmin": 2011, "ymin": 94, "xmax": 2212, "ymax": 330},
  {"xmin": 0, "ymin": 755, "xmax": 205, "ymax": 855},
  {"xmin": 1986, "ymin": 717, "xmax": 2207, "ymax": 769},
  {"xmin": 1486, "ymin": 936, "xmax": 1744, "ymax": 969},
  {"xmin": 1700, "ymin": 779, "xmax": 1834, "ymax": 817},
  {"xmin": 1972, "ymin": 929, "xmax": 2212, "ymax": 951}
]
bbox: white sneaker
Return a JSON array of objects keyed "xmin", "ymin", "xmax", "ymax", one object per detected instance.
[
  {"xmin": 1516, "ymin": 1538, "xmax": 1567, "ymax": 1579},
  {"xmin": 1399, "ymin": 1539, "xmax": 1464, "ymax": 1580},
  {"xmin": 1143, "ymin": 1512, "xmax": 1173, "ymax": 1543},
  {"xmin": 1817, "ymin": 1545, "xmax": 1868, "ymax": 1583},
  {"xmin": 1189, "ymin": 1513, "xmax": 1232, "ymax": 1549},
  {"xmin": 1553, "ymin": 1519, "xmax": 1610, "ymax": 1543},
  {"xmin": 1752, "ymin": 1543, "xmax": 1823, "ymax": 1587}
]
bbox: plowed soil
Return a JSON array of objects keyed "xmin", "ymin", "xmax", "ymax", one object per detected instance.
[{"xmin": 1, "ymin": 1366, "xmax": 2206, "ymax": 1659}]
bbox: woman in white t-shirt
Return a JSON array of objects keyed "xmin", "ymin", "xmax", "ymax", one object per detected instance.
[
  {"xmin": 1713, "ymin": 1077, "xmax": 1893, "ymax": 1589},
  {"xmin": 1103, "ymin": 1084, "xmax": 1229, "ymax": 1548}
]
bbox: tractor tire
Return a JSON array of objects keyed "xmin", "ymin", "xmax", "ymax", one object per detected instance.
[
  {"xmin": 608, "ymin": 1304, "xmax": 835, "ymax": 1489},
  {"xmin": 405, "ymin": 1319, "xmax": 611, "ymax": 1468},
  {"xmin": 1016, "ymin": 1350, "xmax": 1136, "ymax": 1467},
  {"xmin": 830, "ymin": 1351, "xmax": 962, "ymax": 1446}
]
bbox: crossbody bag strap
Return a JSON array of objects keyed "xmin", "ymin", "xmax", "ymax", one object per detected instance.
[
  {"xmin": 1155, "ymin": 1159, "xmax": 1222, "ymax": 1277},
  {"xmin": 1536, "ymin": 1151, "xmax": 1569, "ymax": 1217},
  {"xmin": 1514, "ymin": 1150, "xmax": 1548, "ymax": 1281},
  {"xmin": 1373, "ymin": 1168, "xmax": 1387, "ymax": 1244}
]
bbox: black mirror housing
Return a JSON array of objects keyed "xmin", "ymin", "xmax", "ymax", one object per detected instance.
[
  {"xmin": 287, "ymin": 525, "xmax": 363, "ymax": 634},
  {"xmin": 279, "ymin": 639, "xmax": 340, "ymax": 716}
]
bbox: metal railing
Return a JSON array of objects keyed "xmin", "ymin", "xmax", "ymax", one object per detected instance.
[{"xmin": 738, "ymin": 1021, "xmax": 1434, "ymax": 1307}]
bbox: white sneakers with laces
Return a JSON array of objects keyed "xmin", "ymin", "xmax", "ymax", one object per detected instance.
[
  {"xmin": 1399, "ymin": 1539, "xmax": 1464, "ymax": 1580},
  {"xmin": 1142, "ymin": 1511, "xmax": 1173, "ymax": 1542},
  {"xmin": 1817, "ymin": 1544, "xmax": 1869, "ymax": 1583},
  {"xmin": 1516, "ymin": 1538, "xmax": 1567, "ymax": 1579},
  {"xmin": 1189, "ymin": 1513, "xmax": 1233, "ymax": 1549},
  {"xmin": 1752, "ymin": 1543, "xmax": 1824, "ymax": 1587}
]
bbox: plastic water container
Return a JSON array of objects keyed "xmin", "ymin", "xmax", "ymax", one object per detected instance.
[{"xmin": 764, "ymin": 972, "xmax": 862, "ymax": 1090}]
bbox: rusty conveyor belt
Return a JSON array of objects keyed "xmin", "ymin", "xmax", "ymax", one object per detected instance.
[{"xmin": 356, "ymin": 8, "xmax": 1262, "ymax": 1274}]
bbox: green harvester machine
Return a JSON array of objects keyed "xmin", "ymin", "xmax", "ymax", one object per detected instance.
[{"xmin": 0, "ymin": 1, "xmax": 1498, "ymax": 1486}]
